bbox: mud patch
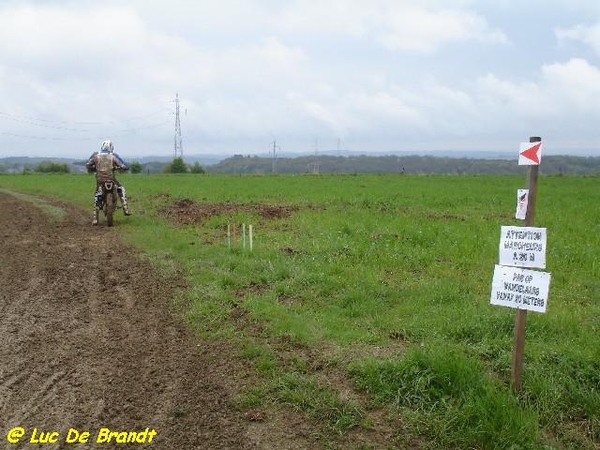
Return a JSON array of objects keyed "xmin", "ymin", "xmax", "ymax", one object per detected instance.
[
  {"xmin": 160, "ymin": 198, "xmax": 298, "ymax": 225},
  {"xmin": 0, "ymin": 192, "xmax": 315, "ymax": 449}
]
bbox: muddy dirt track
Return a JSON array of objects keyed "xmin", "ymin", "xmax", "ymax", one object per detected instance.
[{"xmin": 0, "ymin": 193, "xmax": 314, "ymax": 450}]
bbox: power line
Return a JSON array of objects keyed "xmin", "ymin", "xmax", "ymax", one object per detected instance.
[
  {"xmin": 0, "ymin": 121, "xmax": 170, "ymax": 141},
  {"xmin": 0, "ymin": 108, "xmax": 170, "ymax": 127},
  {"xmin": 0, "ymin": 112, "xmax": 91, "ymax": 132},
  {"xmin": 0, "ymin": 131, "xmax": 76, "ymax": 141}
]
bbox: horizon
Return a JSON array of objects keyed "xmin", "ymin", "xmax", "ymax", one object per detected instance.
[{"xmin": 2, "ymin": 148, "xmax": 600, "ymax": 164}]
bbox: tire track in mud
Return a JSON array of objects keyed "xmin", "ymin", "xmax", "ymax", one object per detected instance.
[{"xmin": 0, "ymin": 193, "xmax": 263, "ymax": 449}]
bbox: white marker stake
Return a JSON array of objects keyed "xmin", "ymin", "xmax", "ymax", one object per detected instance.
[
  {"xmin": 249, "ymin": 225, "xmax": 253, "ymax": 251},
  {"xmin": 243, "ymin": 223, "xmax": 246, "ymax": 249},
  {"xmin": 227, "ymin": 224, "xmax": 231, "ymax": 249}
]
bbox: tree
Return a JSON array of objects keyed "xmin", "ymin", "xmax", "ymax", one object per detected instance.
[
  {"xmin": 190, "ymin": 162, "xmax": 205, "ymax": 174},
  {"xmin": 130, "ymin": 161, "xmax": 143, "ymax": 174},
  {"xmin": 163, "ymin": 157, "xmax": 188, "ymax": 173}
]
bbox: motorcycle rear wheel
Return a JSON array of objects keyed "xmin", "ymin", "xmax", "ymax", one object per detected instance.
[{"xmin": 106, "ymin": 192, "xmax": 115, "ymax": 227}]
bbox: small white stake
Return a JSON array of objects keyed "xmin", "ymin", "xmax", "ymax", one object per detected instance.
[{"xmin": 249, "ymin": 225, "xmax": 253, "ymax": 251}]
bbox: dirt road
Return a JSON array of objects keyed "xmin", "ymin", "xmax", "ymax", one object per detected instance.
[{"xmin": 0, "ymin": 192, "xmax": 307, "ymax": 449}]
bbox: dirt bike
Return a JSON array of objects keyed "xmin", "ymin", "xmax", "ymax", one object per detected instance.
[{"xmin": 97, "ymin": 180, "xmax": 119, "ymax": 227}]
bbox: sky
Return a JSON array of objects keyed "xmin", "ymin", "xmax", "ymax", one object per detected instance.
[{"xmin": 1, "ymin": 0, "xmax": 600, "ymax": 159}]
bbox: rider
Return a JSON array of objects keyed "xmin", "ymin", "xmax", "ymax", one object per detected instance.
[{"xmin": 85, "ymin": 140, "xmax": 132, "ymax": 225}]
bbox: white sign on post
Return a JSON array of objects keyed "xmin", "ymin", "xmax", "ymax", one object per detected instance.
[
  {"xmin": 515, "ymin": 189, "xmax": 528, "ymax": 220},
  {"xmin": 499, "ymin": 226, "xmax": 547, "ymax": 269},
  {"xmin": 490, "ymin": 265, "xmax": 551, "ymax": 313}
]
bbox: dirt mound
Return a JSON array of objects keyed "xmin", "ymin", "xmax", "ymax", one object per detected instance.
[{"xmin": 161, "ymin": 198, "xmax": 298, "ymax": 225}]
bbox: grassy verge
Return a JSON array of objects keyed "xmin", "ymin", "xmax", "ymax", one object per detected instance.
[
  {"xmin": 0, "ymin": 187, "xmax": 68, "ymax": 222},
  {"xmin": 1, "ymin": 172, "xmax": 599, "ymax": 449}
]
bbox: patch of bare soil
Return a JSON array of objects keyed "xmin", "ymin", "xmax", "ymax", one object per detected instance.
[
  {"xmin": 159, "ymin": 198, "xmax": 298, "ymax": 226},
  {"xmin": 0, "ymin": 193, "xmax": 316, "ymax": 449}
]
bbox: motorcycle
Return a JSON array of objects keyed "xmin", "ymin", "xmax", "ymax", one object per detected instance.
[{"xmin": 97, "ymin": 180, "xmax": 119, "ymax": 227}]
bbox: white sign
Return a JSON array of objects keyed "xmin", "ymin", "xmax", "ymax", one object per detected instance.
[
  {"xmin": 490, "ymin": 265, "xmax": 551, "ymax": 313},
  {"xmin": 515, "ymin": 189, "xmax": 528, "ymax": 220},
  {"xmin": 519, "ymin": 142, "xmax": 543, "ymax": 165},
  {"xmin": 499, "ymin": 226, "xmax": 547, "ymax": 269}
]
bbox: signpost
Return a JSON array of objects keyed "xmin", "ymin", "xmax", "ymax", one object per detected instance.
[
  {"xmin": 513, "ymin": 137, "xmax": 542, "ymax": 391},
  {"xmin": 490, "ymin": 136, "xmax": 552, "ymax": 392}
]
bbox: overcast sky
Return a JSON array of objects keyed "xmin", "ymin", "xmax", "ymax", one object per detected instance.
[{"xmin": 1, "ymin": 0, "xmax": 600, "ymax": 159}]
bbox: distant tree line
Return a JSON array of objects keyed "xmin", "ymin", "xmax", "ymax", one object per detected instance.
[
  {"xmin": 1, "ymin": 155, "xmax": 598, "ymax": 176},
  {"xmin": 207, "ymin": 154, "xmax": 600, "ymax": 176},
  {"xmin": 34, "ymin": 161, "xmax": 70, "ymax": 173}
]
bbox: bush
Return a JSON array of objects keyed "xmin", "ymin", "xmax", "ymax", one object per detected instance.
[
  {"xmin": 163, "ymin": 157, "xmax": 188, "ymax": 173},
  {"xmin": 190, "ymin": 162, "xmax": 205, "ymax": 174},
  {"xmin": 35, "ymin": 162, "xmax": 70, "ymax": 173},
  {"xmin": 130, "ymin": 161, "xmax": 143, "ymax": 174}
]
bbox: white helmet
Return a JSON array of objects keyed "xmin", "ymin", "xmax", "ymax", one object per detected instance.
[{"xmin": 101, "ymin": 140, "xmax": 114, "ymax": 153}]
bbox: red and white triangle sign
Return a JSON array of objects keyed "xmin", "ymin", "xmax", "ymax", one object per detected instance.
[{"xmin": 518, "ymin": 142, "xmax": 543, "ymax": 165}]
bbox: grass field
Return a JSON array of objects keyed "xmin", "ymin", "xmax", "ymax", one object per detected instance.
[{"xmin": 1, "ymin": 172, "xmax": 599, "ymax": 449}]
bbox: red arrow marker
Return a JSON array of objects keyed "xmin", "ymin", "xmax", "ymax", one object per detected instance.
[{"xmin": 519, "ymin": 142, "xmax": 542, "ymax": 165}]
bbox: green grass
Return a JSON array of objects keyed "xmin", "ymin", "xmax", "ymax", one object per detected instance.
[
  {"xmin": 1, "ymin": 172, "xmax": 599, "ymax": 449},
  {"xmin": 350, "ymin": 346, "xmax": 539, "ymax": 449}
]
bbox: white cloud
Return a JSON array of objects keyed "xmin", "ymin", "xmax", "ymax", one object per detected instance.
[
  {"xmin": 284, "ymin": 89, "xmax": 426, "ymax": 139},
  {"xmin": 127, "ymin": 0, "xmax": 507, "ymax": 53},
  {"xmin": 376, "ymin": 5, "xmax": 508, "ymax": 53},
  {"xmin": 475, "ymin": 74, "xmax": 547, "ymax": 117},
  {"xmin": 271, "ymin": 0, "xmax": 369, "ymax": 37},
  {"xmin": 0, "ymin": 5, "xmax": 145, "ymax": 69},
  {"xmin": 474, "ymin": 58, "xmax": 600, "ymax": 117},
  {"xmin": 271, "ymin": 1, "xmax": 509, "ymax": 53},
  {"xmin": 541, "ymin": 58, "xmax": 600, "ymax": 110},
  {"xmin": 556, "ymin": 23, "xmax": 600, "ymax": 54},
  {"xmin": 344, "ymin": 90, "xmax": 426, "ymax": 131}
]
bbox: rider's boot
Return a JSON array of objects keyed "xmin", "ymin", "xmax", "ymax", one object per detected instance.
[
  {"xmin": 92, "ymin": 209, "xmax": 99, "ymax": 226},
  {"xmin": 118, "ymin": 187, "xmax": 132, "ymax": 216}
]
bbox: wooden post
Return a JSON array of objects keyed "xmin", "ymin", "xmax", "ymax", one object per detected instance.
[{"xmin": 511, "ymin": 136, "xmax": 541, "ymax": 392}]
